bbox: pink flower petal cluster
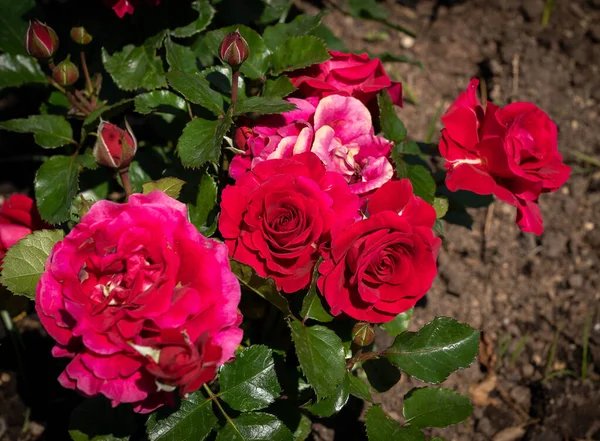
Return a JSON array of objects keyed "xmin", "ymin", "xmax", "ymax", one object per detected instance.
[
  {"xmin": 231, "ymin": 95, "xmax": 394, "ymax": 200},
  {"xmin": 36, "ymin": 191, "xmax": 242, "ymax": 412}
]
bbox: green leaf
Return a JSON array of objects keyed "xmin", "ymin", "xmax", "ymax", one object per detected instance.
[
  {"xmin": 215, "ymin": 413, "xmax": 294, "ymax": 441},
  {"xmin": 142, "ymin": 177, "xmax": 186, "ymax": 199},
  {"xmin": 433, "ymin": 219, "xmax": 444, "ymax": 237},
  {"xmin": 102, "ymin": 33, "xmax": 167, "ymax": 91},
  {"xmin": 0, "ymin": 0, "xmax": 35, "ymax": 55},
  {"xmin": 306, "ymin": 374, "xmax": 349, "ymax": 417},
  {"xmin": 124, "ymin": 161, "xmax": 152, "ymax": 193},
  {"xmin": 384, "ymin": 317, "xmax": 480, "ymax": 384},
  {"xmin": 135, "ymin": 91, "xmax": 187, "ymax": 115},
  {"xmin": 289, "ymin": 321, "xmax": 346, "ymax": 399},
  {"xmin": 219, "ymin": 345, "xmax": 281, "ymax": 412},
  {"xmin": 0, "ymin": 115, "xmax": 73, "ymax": 148},
  {"xmin": 271, "ymin": 36, "xmax": 330, "ymax": 75},
  {"xmin": 69, "ymin": 396, "xmax": 135, "ymax": 441},
  {"xmin": 293, "ymin": 414, "xmax": 311, "ymax": 441},
  {"xmin": 363, "ymin": 358, "xmax": 400, "ymax": 393},
  {"xmin": 258, "ymin": 0, "xmax": 292, "ymax": 24},
  {"xmin": 403, "ymin": 165, "xmax": 435, "ymax": 204},
  {"xmin": 378, "ymin": 89, "xmax": 406, "ymax": 144},
  {"xmin": 310, "ymin": 24, "xmax": 346, "ymax": 52},
  {"xmin": 347, "ymin": 373, "xmax": 372, "ymax": 402},
  {"xmin": 263, "ymin": 76, "xmax": 296, "ymax": 98},
  {"xmin": 365, "ymin": 405, "xmax": 425, "ymax": 441},
  {"xmin": 145, "ymin": 391, "xmax": 216, "ymax": 441},
  {"xmin": 188, "ymin": 169, "xmax": 218, "ymax": 236},
  {"xmin": 229, "ymin": 259, "xmax": 292, "ymax": 317},
  {"xmin": 433, "ymin": 197, "xmax": 449, "ymax": 219},
  {"xmin": 380, "ymin": 308, "xmax": 413, "ymax": 337},
  {"xmin": 167, "ymin": 70, "xmax": 224, "ymax": 116},
  {"xmin": 171, "ymin": 0, "xmax": 215, "ymax": 38},
  {"xmin": 403, "ymin": 388, "xmax": 472, "ymax": 428},
  {"xmin": 234, "ymin": 97, "xmax": 296, "ymax": 116},
  {"xmin": 177, "ymin": 115, "xmax": 231, "ymax": 168},
  {"xmin": 165, "ymin": 38, "xmax": 199, "ymax": 74},
  {"xmin": 263, "ymin": 12, "xmax": 325, "ymax": 50},
  {"xmin": 394, "ymin": 141, "xmax": 421, "ymax": 155},
  {"xmin": 0, "ymin": 54, "xmax": 46, "ymax": 88},
  {"xmin": 300, "ymin": 260, "xmax": 333, "ymax": 323},
  {"xmin": 0, "ymin": 229, "xmax": 64, "ymax": 299},
  {"xmin": 35, "ymin": 155, "xmax": 80, "ymax": 224},
  {"xmin": 373, "ymin": 52, "xmax": 423, "ymax": 69},
  {"xmin": 82, "ymin": 99, "xmax": 134, "ymax": 128}
]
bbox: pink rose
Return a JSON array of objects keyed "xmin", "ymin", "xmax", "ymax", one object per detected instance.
[
  {"xmin": 231, "ymin": 95, "xmax": 394, "ymax": 200},
  {"xmin": 0, "ymin": 194, "xmax": 48, "ymax": 267},
  {"xmin": 287, "ymin": 51, "xmax": 402, "ymax": 108},
  {"xmin": 220, "ymin": 153, "xmax": 359, "ymax": 293},
  {"xmin": 36, "ymin": 191, "xmax": 242, "ymax": 413},
  {"xmin": 439, "ymin": 79, "xmax": 571, "ymax": 234},
  {"xmin": 318, "ymin": 180, "xmax": 441, "ymax": 323}
]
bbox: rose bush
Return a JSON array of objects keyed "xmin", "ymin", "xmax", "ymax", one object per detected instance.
[
  {"xmin": 319, "ymin": 180, "xmax": 441, "ymax": 323},
  {"xmin": 35, "ymin": 191, "xmax": 242, "ymax": 412},
  {"xmin": 439, "ymin": 79, "xmax": 570, "ymax": 234}
]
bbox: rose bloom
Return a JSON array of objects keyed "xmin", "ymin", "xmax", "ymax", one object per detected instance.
[
  {"xmin": 287, "ymin": 51, "xmax": 402, "ymax": 109},
  {"xmin": 318, "ymin": 180, "xmax": 441, "ymax": 323},
  {"xmin": 220, "ymin": 152, "xmax": 359, "ymax": 293},
  {"xmin": 0, "ymin": 194, "xmax": 48, "ymax": 267},
  {"xmin": 36, "ymin": 191, "xmax": 242, "ymax": 412},
  {"xmin": 439, "ymin": 79, "xmax": 570, "ymax": 234},
  {"xmin": 104, "ymin": 0, "xmax": 161, "ymax": 18},
  {"xmin": 231, "ymin": 95, "xmax": 394, "ymax": 200}
]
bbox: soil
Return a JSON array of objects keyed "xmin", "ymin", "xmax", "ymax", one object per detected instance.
[{"xmin": 2, "ymin": 0, "xmax": 600, "ymax": 440}]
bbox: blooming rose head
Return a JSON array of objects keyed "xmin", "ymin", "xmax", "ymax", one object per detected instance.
[
  {"xmin": 231, "ymin": 95, "xmax": 394, "ymax": 201},
  {"xmin": 93, "ymin": 120, "xmax": 137, "ymax": 169},
  {"xmin": 287, "ymin": 51, "xmax": 402, "ymax": 108},
  {"xmin": 25, "ymin": 20, "xmax": 59, "ymax": 59},
  {"xmin": 439, "ymin": 78, "xmax": 570, "ymax": 234},
  {"xmin": 0, "ymin": 194, "xmax": 48, "ymax": 267},
  {"xmin": 318, "ymin": 180, "xmax": 441, "ymax": 323},
  {"xmin": 220, "ymin": 152, "xmax": 360, "ymax": 293},
  {"xmin": 104, "ymin": 0, "xmax": 161, "ymax": 18},
  {"xmin": 36, "ymin": 191, "xmax": 242, "ymax": 412}
]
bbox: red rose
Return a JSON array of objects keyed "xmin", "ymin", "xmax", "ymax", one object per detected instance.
[
  {"xmin": 440, "ymin": 79, "xmax": 570, "ymax": 234},
  {"xmin": 0, "ymin": 194, "xmax": 48, "ymax": 266},
  {"xmin": 219, "ymin": 152, "xmax": 359, "ymax": 293},
  {"xmin": 287, "ymin": 51, "xmax": 402, "ymax": 108},
  {"xmin": 104, "ymin": 0, "xmax": 161, "ymax": 18},
  {"xmin": 318, "ymin": 180, "xmax": 441, "ymax": 323}
]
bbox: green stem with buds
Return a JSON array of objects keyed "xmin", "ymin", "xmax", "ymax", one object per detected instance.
[{"xmin": 80, "ymin": 50, "xmax": 93, "ymax": 95}]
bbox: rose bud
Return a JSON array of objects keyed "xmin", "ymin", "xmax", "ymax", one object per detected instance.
[
  {"xmin": 219, "ymin": 29, "xmax": 249, "ymax": 68},
  {"xmin": 70, "ymin": 26, "xmax": 93, "ymax": 45},
  {"xmin": 93, "ymin": 120, "xmax": 137, "ymax": 169},
  {"xmin": 352, "ymin": 322, "xmax": 375, "ymax": 347},
  {"xmin": 51, "ymin": 57, "xmax": 79, "ymax": 86},
  {"xmin": 25, "ymin": 20, "xmax": 59, "ymax": 59}
]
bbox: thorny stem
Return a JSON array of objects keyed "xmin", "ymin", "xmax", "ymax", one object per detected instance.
[
  {"xmin": 346, "ymin": 350, "xmax": 382, "ymax": 369},
  {"xmin": 75, "ymin": 89, "xmax": 94, "ymax": 112},
  {"xmin": 231, "ymin": 69, "xmax": 239, "ymax": 113},
  {"xmin": 119, "ymin": 167, "xmax": 133, "ymax": 200},
  {"xmin": 66, "ymin": 91, "xmax": 91, "ymax": 115},
  {"xmin": 80, "ymin": 50, "xmax": 93, "ymax": 94}
]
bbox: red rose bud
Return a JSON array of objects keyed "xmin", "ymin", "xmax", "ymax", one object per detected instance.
[
  {"xmin": 52, "ymin": 57, "xmax": 79, "ymax": 86},
  {"xmin": 352, "ymin": 322, "xmax": 375, "ymax": 347},
  {"xmin": 25, "ymin": 20, "xmax": 59, "ymax": 59},
  {"xmin": 93, "ymin": 120, "xmax": 137, "ymax": 169},
  {"xmin": 70, "ymin": 26, "xmax": 93, "ymax": 45},
  {"xmin": 219, "ymin": 29, "xmax": 249, "ymax": 68}
]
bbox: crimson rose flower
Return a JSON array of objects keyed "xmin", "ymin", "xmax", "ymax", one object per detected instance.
[
  {"xmin": 219, "ymin": 152, "xmax": 360, "ymax": 293},
  {"xmin": 0, "ymin": 194, "xmax": 48, "ymax": 267},
  {"xmin": 36, "ymin": 191, "xmax": 242, "ymax": 412},
  {"xmin": 318, "ymin": 180, "xmax": 441, "ymax": 323},
  {"xmin": 287, "ymin": 51, "xmax": 402, "ymax": 108},
  {"xmin": 440, "ymin": 79, "xmax": 570, "ymax": 234}
]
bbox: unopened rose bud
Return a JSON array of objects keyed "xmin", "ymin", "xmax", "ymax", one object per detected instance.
[
  {"xmin": 93, "ymin": 120, "xmax": 137, "ymax": 169},
  {"xmin": 52, "ymin": 56, "xmax": 79, "ymax": 86},
  {"xmin": 352, "ymin": 321, "xmax": 375, "ymax": 347},
  {"xmin": 70, "ymin": 26, "xmax": 93, "ymax": 45},
  {"xmin": 25, "ymin": 20, "xmax": 59, "ymax": 59},
  {"xmin": 219, "ymin": 29, "xmax": 249, "ymax": 69}
]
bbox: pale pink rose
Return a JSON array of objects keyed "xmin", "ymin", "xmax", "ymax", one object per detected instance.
[
  {"xmin": 36, "ymin": 191, "xmax": 242, "ymax": 413},
  {"xmin": 231, "ymin": 95, "xmax": 393, "ymax": 199}
]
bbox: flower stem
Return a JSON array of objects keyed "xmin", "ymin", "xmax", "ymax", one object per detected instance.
[
  {"xmin": 119, "ymin": 168, "xmax": 133, "ymax": 199},
  {"xmin": 80, "ymin": 50, "xmax": 93, "ymax": 95},
  {"xmin": 231, "ymin": 69, "xmax": 239, "ymax": 113}
]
